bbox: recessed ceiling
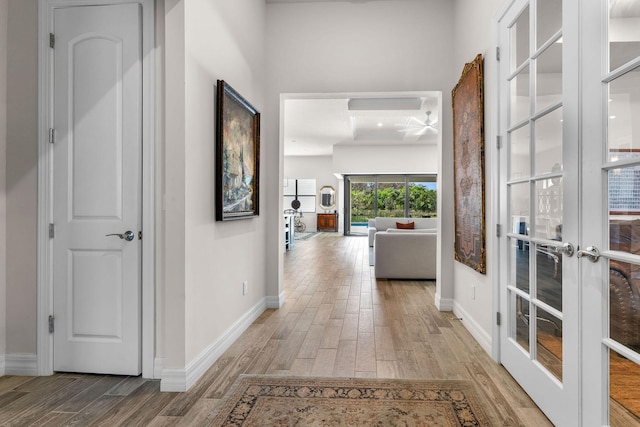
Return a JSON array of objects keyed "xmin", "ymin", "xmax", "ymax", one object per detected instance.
[{"xmin": 283, "ymin": 93, "xmax": 441, "ymax": 156}]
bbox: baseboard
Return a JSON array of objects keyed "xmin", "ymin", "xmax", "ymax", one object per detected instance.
[
  {"xmin": 0, "ymin": 354, "xmax": 5, "ymax": 376},
  {"xmin": 4, "ymin": 353, "xmax": 38, "ymax": 376},
  {"xmin": 160, "ymin": 298, "xmax": 267, "ymax": 392},
  {"xmin": 452, "ymin": 301, "xmax": 492, "ymax": 356},
  {"xmin": 435, "ymin": 293, "xmax": 454, "ymax": 311},
  {"xmin": 266, "ymin": 291, "xmax": 285, "ymax": 309},
  {"xmin": 154, "ymin": 357, "xmax": 164, "ymax": 380}
]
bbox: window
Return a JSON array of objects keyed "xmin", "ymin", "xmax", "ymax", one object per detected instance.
[
  {"xmin": 284, "ymin": 179, "xmax": 316, "ymax": 213},
  {"xmin": 345, "ymin": 174, "xmax": 437, "ymax": 235}
]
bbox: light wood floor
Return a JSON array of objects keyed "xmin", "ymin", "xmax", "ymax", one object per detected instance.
[{"xmin": 0, "ymin": 233, "xmax": 552, "ymax": 426}]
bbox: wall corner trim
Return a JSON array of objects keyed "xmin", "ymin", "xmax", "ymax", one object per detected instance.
[
  {"xmin": 160, "ymin": 298, "xmax": 268, "ymax": 392},
  {"xmin": 4, "ymin": 353, "xmax": 38, "ymax": 376},
  {"xmin": 452, "ymin": 301, "xmax": 493, "ymax": 356},
  {"xmin": 435, "ymin": 294, "xmax": 454, "ymax": 311},
  {"xmin": 265, "ymin": 291, "xmax": 285, "ymax": 309},
  {"xmin": 153, "ymin": 357, "xmax": 164, "ymax": 380}
]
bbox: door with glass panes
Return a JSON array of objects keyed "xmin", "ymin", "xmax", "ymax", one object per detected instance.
[{"xmin": 498, "ymin": 0, "xmax": 640, "ymax": 425}]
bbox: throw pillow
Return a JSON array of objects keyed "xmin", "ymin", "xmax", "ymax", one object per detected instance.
[{"xmin": 396, "ymin": 221, "xmax": 415, "ymax": 229}]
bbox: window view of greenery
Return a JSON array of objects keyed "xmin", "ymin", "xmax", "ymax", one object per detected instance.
[{"xmin": 349, "ymin": 175, "xmax": 437, "ymax": 225}]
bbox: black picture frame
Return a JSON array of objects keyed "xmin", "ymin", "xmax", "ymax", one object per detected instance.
[{"xmin": 216, "ymin": 80, "xmax": 260, "ymax": 221}]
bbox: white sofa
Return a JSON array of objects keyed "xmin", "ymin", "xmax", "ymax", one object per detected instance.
[
  {"xmin": 368, "ymin": 217, "xmax": 437, "ymax": 247},
  {"xmin": 374, "ymin": 231, "xmax": 437, "ymax": 279}
]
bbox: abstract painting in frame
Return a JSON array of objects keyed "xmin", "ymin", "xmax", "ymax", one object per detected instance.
[
  {"xmin": 452, "ymin": 54, "xmax": 486, "ymax": 274},
  {"xmin": 216, "ymin": 80, "xmax": 260, "ymax": 221}
]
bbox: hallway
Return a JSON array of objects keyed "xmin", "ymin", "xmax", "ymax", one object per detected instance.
[{"xmin": 0, "ymin": 233, "xmax": 551, "ymax": 425}]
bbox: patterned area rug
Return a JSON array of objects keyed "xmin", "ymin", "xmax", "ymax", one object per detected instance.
[
  {"xmin": 209, "ymin": 376, "xmax": 492, "ymax": 426},
  {"xmin": 295, "ymin": 232, "xmax": 317, "ymax": 241}
]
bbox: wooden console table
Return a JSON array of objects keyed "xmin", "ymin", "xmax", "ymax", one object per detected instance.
[{"xmin": 317, "ymin": 213, "xmax": 338, "ymax": 232}]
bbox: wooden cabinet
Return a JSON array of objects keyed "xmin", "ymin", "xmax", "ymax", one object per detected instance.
[{"xmin": 317, "ymin": 213, "xmax": 338, "ymax": 232}]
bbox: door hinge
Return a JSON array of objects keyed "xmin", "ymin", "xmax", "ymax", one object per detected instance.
[
  {"xmin": 496, "ymin": 46, "xmax": 501, "ymax": 61},
  {"xmin": 496, "ymin": 135, "xmax": 502, "ymax": 150},
  {"xmin": 49, "ymin": 223, "xmax": 55, "ymax": 238},
  {"xmin": 496, "ymin": 312, "xmax": 502, "ymax": 326},
  {"xmin": 49, "ymin": 128, "xmax": 55, "ymax": 144},
  {"xmin": 49, "ymin": 33, "xmax": 55, "ymax": 49},
  {"xmin": 496, "ymin": 224, "xmax": 502, "ymax": 238},
  {"xmin": 48, "ymin": 315, "xmax": 55, "ymax": 333}
]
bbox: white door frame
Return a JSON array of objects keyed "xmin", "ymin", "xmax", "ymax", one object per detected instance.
[{"xmin": 36, "ymin": 0, "xmax": 156, "ymax": 378}]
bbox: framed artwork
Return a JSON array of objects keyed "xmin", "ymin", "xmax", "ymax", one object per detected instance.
[
  {"xmin": 452, "ymin": 54, "xmax": 486, "ymax": 274},
  {"xmin": 216, "ymin": 80, "xmax": 260, "ymax": 221}
]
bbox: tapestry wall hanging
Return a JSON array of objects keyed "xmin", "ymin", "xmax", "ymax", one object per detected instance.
[
  {"xmin": 452, "ymin": 54, "xmax": 486, "ymax": 274},
  {"xmin": 216, "ymin": 80, "xmax": 260, "ymax": 221}
]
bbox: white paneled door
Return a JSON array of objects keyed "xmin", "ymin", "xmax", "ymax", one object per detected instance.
[
  {"xmin": 52, "ymin": 3, "xmax": 142, "ymax": 375},
  {"xmin": 498, "ymin": 0, "xmax": 640, "ymax": 425},
  {"xmin": 498, "ymin": 0, "xmax": 580, "ymax": 425}
]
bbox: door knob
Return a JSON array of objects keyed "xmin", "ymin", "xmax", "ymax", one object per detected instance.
[
  {"xmin": 556, "ymin": 242, "xmax": 575, "ymax": 257},
  {"xmin": 577, "ymin": 246, "xmax": 600, "ymax": 262},
  {"xmin": 105, "ymin": 230, "xmax": 135, "ymax": 242}
]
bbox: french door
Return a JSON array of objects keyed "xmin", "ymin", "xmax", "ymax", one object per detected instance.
[{"xmin": 499, "ymin": 0, "xmax": 640, "ymax": 425}]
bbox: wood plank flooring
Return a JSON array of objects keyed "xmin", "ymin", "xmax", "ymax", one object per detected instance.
[{"xmin": 0, "ymin": 233, "xmax": 552, "ymax": 426}]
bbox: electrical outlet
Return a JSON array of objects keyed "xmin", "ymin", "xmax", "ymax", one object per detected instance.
[
  {"xmin": 243, "ymin": 280, "xmax": 248, "ymax": 295},
  {"xmin": 471, "ymin": 284, "xmax": 476, "ymax": 300}
]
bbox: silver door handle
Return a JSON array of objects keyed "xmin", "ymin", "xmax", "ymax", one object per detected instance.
[
  {"xmin": 556, "ymin": 242, "xmax": 575, "ymax": 257},
  {"xmin": 105, "ymin": 230, "xmax": 135, "ymax": 242},
  {"xmin": 577, "ymin": 246, "xmax": 600, "ymax": 262}
]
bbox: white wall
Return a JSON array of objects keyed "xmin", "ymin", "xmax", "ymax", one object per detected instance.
[
  {"xmin": 452, "ymin": 0, "xmax": 503, "ymax": 354},
  {"xmin": 332, "ymin": 145, "xmax": 438, "ymax": 176},
  {"xmin": 284, "ymin": 155, "xmax": 339, "ymax": 232},
  {"xmin": 266, "ymin": 0, "xmax": 456, "ymax": 306},
  {"xmin": 5, "ymin": 0, "xmax": 37, "ymax": 357},
  {"xmin": 161, "ymin": 0, "xmax": 268, "ymax": 376},
  {"xmin": 0, "ymin": 0, "xmax": 8, "ymax": 369}
]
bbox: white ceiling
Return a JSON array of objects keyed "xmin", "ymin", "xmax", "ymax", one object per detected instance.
[{"xmin": 284, "ymin": 93, "xmax": 441, "ymax": 156}]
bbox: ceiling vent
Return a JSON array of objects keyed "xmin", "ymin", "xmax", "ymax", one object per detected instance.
[{"xmin": 347, "ymin": 97, "xmax": 422, "ymax": 111}]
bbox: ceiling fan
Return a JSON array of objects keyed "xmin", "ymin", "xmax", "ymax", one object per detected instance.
[{"xmin": 399, "ymin": 110, "xmax": 438, "ymax": 136}]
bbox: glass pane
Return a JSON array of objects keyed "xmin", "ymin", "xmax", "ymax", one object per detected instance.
[
  {"xmin": 350, "ymin": 177, "xmax": 375, "ymax": 228},
  {"xmin": 296, "ymin": 179, "xmax": 316, "ymax": 195},
  {"xmin": 535, "ymin": 177, "xmax": 563, "ymax": 240},
  {"xmin": 535, "ymin": 108, "xmax": 563, "ymax": 175},
  {"xmin": 609, "ymin": 349, "xmax": 640, "ymax": 426},
  {"xmin": 510, "ymin": 292, "xmax": 531, "ymax": 352},
  {"xmin": 408, "ymin": 176, "xmax": 437, "ymax": 218},
  {"xmin": 607, "ymin": 258, "xmax": 640, "ymax": 351},
  {"xmin": 284, "ymin": 196, "xmax": 316, "ymax": 213},
  {"xmin": 510, "ymin": 125, "xmax": 531, "ymax": 180},
  {"xmin": 608, "ymin": 66, "xmax": 640, "ymax": 157},
  {"xmin": 609, "ymin": 164, "xmax": 640, "ymax": 214},
  {"xmin": 537, "ymin": 0, "xmax": 562, "ymax": 48},
  {"xmin": 511, "ymin": 5, "xmax": 530, "ymax": 71},
  {"xmin": 377, "ymin": 176, "xmax": 405, "ymax": 217},
  {"xmin": 510, "ymin": 182, "xmax": 531, "ymax": 232},
  {"xmin": 283, "ymin": 179, "xmax": 296, "ymax": 196},
  {"xmin": 536, "ymin": 243, "xmax": 563, "ymax": 312},
  {"xmin": 609, "ymin": 0, "xmax": 640, "ymax": 71},
  {"xmin": 511, "ymin": 237, "xmax": 530, "ymax": 293},
  {"xmin": 510, "ymin": 66, "xmax": 530, "ymax": 126},
  {"xmin": 535, "ymin": 43, "xmax": 562, "ymax": 112},
  {"xmin": 536, "ymin": 307, "xmax": 563, "ymax": 381}
]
